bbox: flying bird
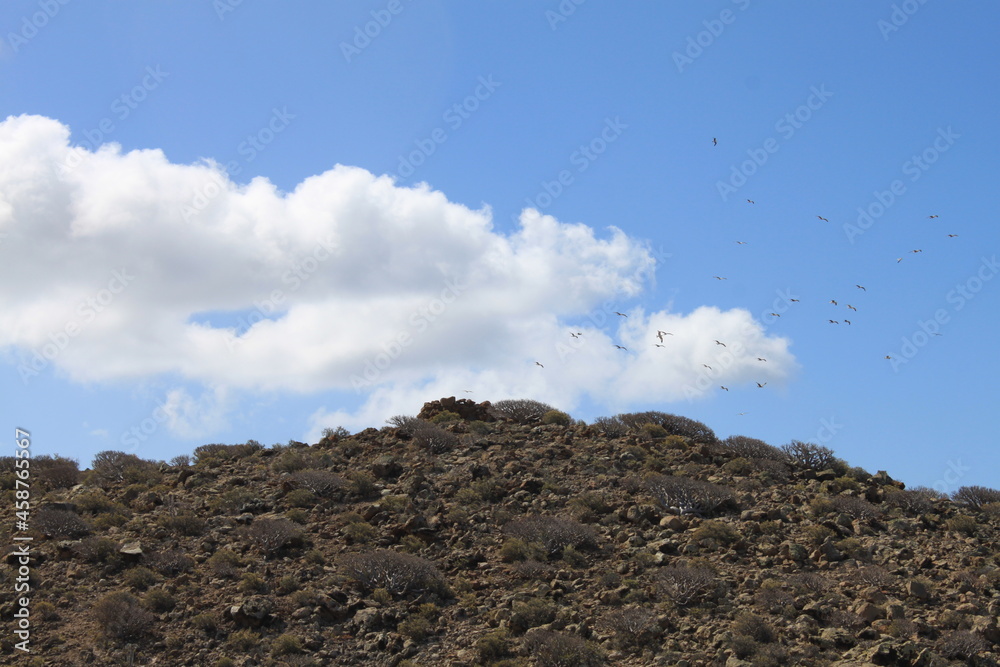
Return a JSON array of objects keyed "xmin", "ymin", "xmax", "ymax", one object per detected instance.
[
  {"xmin": 570, "ymin": 333, "xmax": 580, "ymax": 338},
  {"xmin": 789, "ymin": 298, "xmax": 800, "ymax": 303},
  {"xmin": 614, "ymin": 344, "xmax": 628, "ymax": 350},
  {"xmin": 614, "ymin": 311, "xmax": 628, "ymax": 317},
  {"xmin": 884, "ymin": 355, "xmax": 893, "ymax": 360},
  {"xmin": 829, "ymin": 299, "xmax": 838, "ymax": 305},
  {"xmin": 713, "ymin": 276, "xmax": 727, "ymax": 280},
  {"xmin": 747, "ymin": 199, "xmax": 755, "ymax": 204},
  {"xmin": 535, "ymin": 362, "xmax": 544, "ymax": 368},
  {"xmin": 948, "ymin": 234, "xmax": 958, "ymax": 238},
  {"xmin": 844, "ymin": 320, "xmax": 851, "ymax": 325},
  {"xmin": 896, "ymin": 257, "xmax": 903, "ymax": 263},
  {"xmin": 736, "ymin": 241, "xmax": 748, "ymax": 245},
  {"xmin": 769, "ymin": 313, "xmax": 781, "ymax": 317},
  {"xmin": 756, "ymin": 382, "xmax": 766, "ymax": 388},
  {"xmin": 656, "ymin": 330, "xmax": 673, "ymax": 342},
  {"xmin": 928, "ymin": 215, "xmax": 939, "ymax": 219},
  {"xmin": 847, "ymin": 305, "xmax": 857, "ymax": 311},
  {"xmin": 702, "ymin": 364, "xmax": 713, "ymax": 370},
  {"xmin": 817, "ymin": 215, "xmax": 829, "ymax": 222},
  {"xmin": 757, "ymin": 357, "xmax": 767, "ymax": 362},
  {"xmin": 910, "ymin": 249, "xmax": 923, "ymax": 254},
  {"xmin": 713, "ymin": 137, "xmax": 718, "ymax": 146},
  {"xmin": 654, "ymin": 344, "xmax": 665, "ymax": 348},
  {"xmin": 720, "ymin": 386, "xmax": 729, "ymax": 391},
  {"xmin": 737, "ymin": 412, "xmax": 749, "ymax": 416},
  {"xmin": 714, "ymin": 340, "xmax": 726, "ymax": 347},
  {"xmin": 463, "ymin": 389, "xmax": 473, "ymax": 393},
  {"xmin": 828, "ymin": 320, "xmax": 839, "ymax": 324},
  {"xmin": 856, "ymin": 285, "xmax": 866, "ymax": 291}
]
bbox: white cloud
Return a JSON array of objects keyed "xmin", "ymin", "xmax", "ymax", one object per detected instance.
[{"xmin": 1, "ymin": 114, "xmax": 797, "ymax": 437}]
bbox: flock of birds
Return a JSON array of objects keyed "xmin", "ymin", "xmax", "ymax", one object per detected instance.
[{"xmin": 519, "ymin": 137, "xmax": 960, "ymax": 413}]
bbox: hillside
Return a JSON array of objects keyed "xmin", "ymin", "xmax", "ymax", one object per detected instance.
[{"xmin": 2, "ymin": 397, "xmax": 999, "ymax": 666}]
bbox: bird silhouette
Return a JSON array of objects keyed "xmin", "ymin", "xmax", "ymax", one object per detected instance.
[
  {"xmin": 829, "ymin": 299, "xmax": 838, "ymax": 305},
  {"xmin": 720, "ymin": 386, "xmax": 729, "ymax": 391},
  {"xmin": 463, "ymin": 389, "xmax": 473, "ymax": 393},
  {"xmin": 757, "ymin": 357, "xmax": 767, "ymax": 362},
  {"xmin": 847, "ymin": 305, "xmax": 857, "ymax": 311},
  {"xmin": 829, "ymin": 320, "xmax": 839, "ymax": 324},
  {"xmin": 737, "ymin": 412, "xmax": 749, "ymax": 416},
  {"xmin": 884, "ymin": 355, "xmax": 892, "ymax": 360},
  {"xmin": 656, "ymin": 330, "xmax": 673, "ymax": 342},
  {"xmin": 928, "ymin": 215, "xmax": 939, "ymax": 219},
  {"xmin": 736, "ymin": 241, "xmax": 748, "ymax": 245},
  {"xmin": 570, "ymin": 333, "xmax": 580, "ymax": 338},
  {"xmin": 713, "ymin": 137, "xmax": 718, "ymax": 146},
  {"xmin": 614, "ymin": 345, "xmax": 628, "ymax": 350},
  {"xmin": 654, "ymin": 344, "xmax": 665, "ymax": 348},
  {"xmin": 747, "ymin": 199, "xmax": 755, "ymax": 204},
  {"xmin": 844, "ymin": 320, "xmax": 851, "ymax": 325},
  {"xmin": 789, "ymin": 298, "xmax": 800, "ymax": 303},
  {"xmin": 715, "ymin": 340, "xmax": 726, "ymax": 347},
  {"xmin": 713, "ymin": 276, "xmax": 727, "ymax": 280},
  {"xmin": 856, "ymin": 285, "xmax": 866, "ymax": 291},
  {"xmin": 614, "ymin": 311, "xmax": 628, "ymax": 317},
  {"xmin": 897, "ymin": 257, "xmax": 903, "ymax": 263},
  {"xmin": 756, "ymin": 382, "xmax": 766, "ymax": 388},
  {"xmin": 910, "ymin": 249, "xmax": 923, "ymax": 254},
  {"xmin": 948, "ymin": 234, "xmax": 958, "ymax": 238},
  {"xmin": 702, "ymin": 364, "xmax": 713, "ymax": 370},
  {"xmin": 769, "ymin": 312, "xmax": 781, "ymax": 317},
  {"xmin": 535, "ymin": 362, "xmax": 544, "ymax": 368},
  {"xmin": 817, "ymin": 215, "xmax": 829, "ymax": 222}
]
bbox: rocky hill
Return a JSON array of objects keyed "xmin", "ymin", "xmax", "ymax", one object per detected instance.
[{"xmin": 2, "ymin": 397, "xmax": 999, "ymax": 666}]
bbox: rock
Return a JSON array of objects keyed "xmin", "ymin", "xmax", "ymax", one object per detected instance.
[
  {"xmin": 418, "ymin": 397, "xmax": 495, "ymax": 422},
  {"xmin": 906, "ymin": 580, "xmax": 930, "ymax": 600},
  {"xmin": 853, "ymin": 602, "xmax": 884, "ymax": 624},
  {"xmin": 227, "ymin": 596, "xmax": 274, "ymax": 627},
  {"xmin": 119, "ymin": 541, "xmax": 143, "ymax": 562}
]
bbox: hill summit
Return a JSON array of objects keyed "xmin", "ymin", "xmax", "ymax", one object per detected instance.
[{"xmin": 3, "ymin": 398, "xmax": 1000, "ymax": 666}]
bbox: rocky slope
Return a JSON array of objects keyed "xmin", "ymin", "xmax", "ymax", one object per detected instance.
[{"xmin": 1, "ymin": 397, "xmax": 999, "ymax": 666}]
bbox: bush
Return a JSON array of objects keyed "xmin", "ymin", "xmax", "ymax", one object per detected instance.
[
  {"xmin": 169, "ymin": 455, "xmax": 191, "ymax": 467},
  {"xmin": 191, "ymin": 612, "xmax": 218, "ymax": 634},
  {"xmin": 884, "ymin": 487, "xmax": 939, "ymax": 515},
  {"xmin": 593, "ymin": 416, "xmax": 628, "ymax": 438},
  {"xmin": 429, "ymin": 410, "xmax": 461, "ymax": 424},
  {"xmin": 397, "ymin": 614, "xmax": 434, "ymax": 641},
  {"xmin": 952, "ymin": 485, "xmax": 1000, "ymax": 510},
  {"xmin": 830, "ymin": 495, "xmax": 882, "ymax": 520},
  {"xmin": 638, "ymin": 423, "xmax": 668, "ymax": 441},
  {"xmin": 207, "ymin": 549, "xmax": 243, "ymax": 578},
  {"xmin": 541, "ymin": 410, "xmax": 572, "ymax": 426},
  {"xmin": 946, "ymin": 515, "xmax": 979, "ymax": 536},
  {"xmin": 523, "ymin": 629, "xmax": 604, "ymax": 667},
  {"xmin": 33, "ymin": 507, "xmax": 90, "ymax": 539},
  {"xmin": 157, "ymin": 512, "xmax": 205, "ymax": 536},
  {"xmin": 92, "ymin": 591, "xmax": 155, "ymax": 640},
  {"xmin": 124, "ymin": 567, "xmax": 159, "ymax": 591},
  {"xmin": 241, "ymin": 517, "xmax": 303, "ymax": 556},
  {"xmin": 503, "ymin": 516, "xmax": 597, "ymax": 557},
  {"xmin": 90, "ymin": 450, "xmax": 162, "ymax": 487},
  {"xmin": 491, "ymin": 399, "xmax": 555, "ymax": 424},
  {"xmin": 238, "ymin": 573, "xmax": 268, "ymax": 594},
  {"xmin": 691, "ymin": 520, "xmax": 741, "ymax": 547},
  {"xmin": 284, "ymin": 488, "xmax": 318, "ymax": 508},
  {"xmin": 656, "ymin": 564, "xmax": 716, "ymax": 605},
  {"xmin": 780, "ymin": 441, "xmax": 838, "ymax": 471},
  {"xmin": 476, "ymin": 629, "xmax": 513, "ymax": 662},
  {"xmin": 74, "ymin": 536, "xmax": 118, "ymax": 563},
  {"xmin": 143, "ymin": 588, "xmax": 176, "ymax": 612},
  {"xmin": 938, "ymin": 630, "xmax": 988, "ymax": 660},
  {"xmin": 34, "ymin": 455, "xmax": 81, "ymax": 488},
  {"xmin": 148, "ymin": 549, "xmax": 194, "ymax": 576},
  {"xmin": 617, "ymin": 411, "xmax": 717, "ymax": 444},
  {"xmin": 732, "ymin": 611, "xmax": 777, "ymax": 643},
  {"xmin": 271, "ymin": 634, "xmax": 304, "ymax": 657},
  {"xmin": 720, "ymin": 436, "xmax": 787, "ymax": 462},
  {"xmin": 645, "ymin": 474, "xmax": 736, "ymax": 517},
  {"xmin": 289, "ymin": 470, "xmax": 345, "ymax": 497},
  {"xmin": 340, "ymin": 550, "xmax": 446, "ymax": 597},
  {"xmin": 599, "ymin": 605, "xmax": 659, "ymax": 648},
  {"xmin": 193, "ymin": 441, "xmax": 264, "ymax": 464}
]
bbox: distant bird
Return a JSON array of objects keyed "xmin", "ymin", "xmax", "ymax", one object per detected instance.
[
  {"xmin": 654, "ymin": 344, "xmax": 665, "ymax": 348},
  {"xmin": 736, "ymin": 241, "xmax": 748, "ymax": 245},
  {"xmin": 884, "ymin": 355, "xmax": 892, "ymax": 360},
  {"xmin": 789, "ymin": 298, "xmax": 800, "ymax": 303},
  {"xmin": 847, "ymin": 304, "xmax": 857, "ymax": 311},
  {"xmin": 844, "ymin": 320, "xmax": 851, "ymax": 325},
  {"xmin": 928, "ymin": 215, "xmax": 939, "ymax": 219},
  {"xmin": 910, "ymin": 249, "xmax": 923, "ymax": 254},
  {"xmin": 713, "ymin": 276, "xmax": 727, "ymax": 280},
  {"xmin": 932, "ymin": 333, "xmax": 942, "ymax": 336},
  {"xmin": 614, "ymin": 311, "xmax": 628, "ymax": 317},
  {"xmin": 896, "ymin": 257, "xmax": 903, "ymax": 263},
  {"xmin": 817, "ymin": 215, "xmax": 829, "ymax": 222},
  {"xmin": 829, "ymin": 299, "xmax": 838, "ymax": 305},
  {"xmin": 570, "ymin": 333, "xmax": 580, "ymax": 338},
  {"xmin": 747, "ymin": 199, "xmax": 755, "ymax": 204},
  {"xmin": 947, "ymin": 234, "xmax": 958, "ymax": 238},
  {"xmin": 720, "ymin": 386, "xmax": 729, "ymax": 391},
  {"xmin": 769, "ymin": 312, "xmax": 781, "ymax": 317},
  {"xmin": 614, "ymin": 344, "xmax": 628, "ymax": 350},
  {"xmin": 856, "ymin": 285, "xmax": 866, "ymax": 291},
  {"xmin": 714, "ymin": 340, "xmax": 726, "ymax": 347},
  {"xmin": 757, "ymin": 357, "xmax": 767, "ymax": 362},
  {"xmin": 756, "ymin": 382, "xmax": 766, "ymax": 388},
  {"xmin": 656, "ymin": 330, "xmax": 673, "ymax": 342},
  {"xmin": 702, "ymin": 364, "xmax": 713, "ymax": 370},
  {"xmin": 713, "ymin": 137, "xmax": 718, "ymax": 146},
  {"xmin": 828, "ymin": 320, "xmax": 839, "ymax": 324},
  {"xmin": 535, "ymin": 362, "xmax": 544, "ymax": 368},
  {"xmin": 463, "ymin": 389, "xmax": 473, "ymax": 393},
  {"xmin": 737, "ymin": 412, "xmax": 749, "ymax": 416}
]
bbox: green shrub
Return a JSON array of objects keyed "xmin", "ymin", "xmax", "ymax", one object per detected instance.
[
  {"xmin": 143, "ymin": 588, "xmax": 176, "ymax": 612},
  {"xmin": 207, "ymin": 549, "xmax": 243, "ymax": 577},
  {"xmin": 228, "ymin": 629, "xmax": 259, "ymax": 651},
  {"xmin": 638, "ymin": 422, "xmax": 668, "ymax": 441},
  {"xmin": 271, "ymin": 633, "xmax": 304, "ymax": 657},
  {"xmin": 191, "ymin": 612, "xmax": 218, "ymax": 634},
  {"xmin": 691, "ymin": 520, "xmax": 740, "ymax": 547},
  {"xmin": 238, "ymin": 572, "xmax": 268, "ymax": 594},
  {"xmin": 947, "ymin": 515, "xmax": 979, "ymax": 536},
  {"xmin": 92, "ymin": 591, "xmax": 155, "ymax": 640},
  {"xmin": 124, "ymin": 567, "xmax": 159, "ymax": 591},
  {"xmin": 397, "ymin": 614, "xmax": 434, "ymax": 641},
  {"xmin": 429, "ymin": 410, "xmax": 461, "ymax": 423},
  {"xmin": 541, "ymin": 410, "xmax": 572, "ymax": 426},
  {"xmin": 284, "ymin": 488, "xmax": 318, "ymax": 508}
]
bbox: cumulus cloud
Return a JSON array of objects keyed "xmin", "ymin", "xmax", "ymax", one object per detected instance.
[{"xmin": 0, "ymin": 114, "xmax": 797, "ymax": 438}]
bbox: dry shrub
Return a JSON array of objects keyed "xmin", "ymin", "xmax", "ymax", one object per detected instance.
[
  {"xmin": 599, "ymin": 605, "xmax": 659, "ymax": 647},
  {"xmin": 523, "ymin": 629, "xmax": 604, "ymax": 667},
  {"xmin": 148, "ymin": 549, "xmax": 194, "ymax": 576},
  {"xmin": 721, "ymin": 436, "xmax": 786, "ymax": 462},
  {"xmin": 340, "ymin": 550, "xmax": 445, "ymax": 596},
  {"xmin": 90, "ymin": 450, "xmax": 162, "ymax": 487},
  {"xmin": 289, "ymin": 470, "xmax": 345, "ymax": 497},
  {"xmin": 617, "ymin": 411, "xmax": 717, "ymax": 444},
  {"xmin": 490, "ymin": 399, "xmax": 555, "ymax": 424},
  {"xmin": 780, "ymin": 440, "xmax": 842, "ymax": 471},
  {"xmin": 952, "ymin": 485, "xmax": 1000, "ymax": 510},
  {"xmin": 830, "ymin": 495, "xmax": 882, "ymax": 520},
  {"xmin": 92, "ymin": 591, "xmax": 155, "ymax": 640},
  {"xmin": 645, "ymin": 474, "xmax": 736, "ymax": 517},
  {"xmin": 883, "ymin": 487, "xmax": 939, "ymax": 514},
  {"xmin": 938, "ymin": 630, "xmax": 988, "ymax": 659},
  {"xmin": 34, "ymin": 507, "xmax": 90, "ymax": 539},
  {"xmin": 34, "ymin": 455, "xmax": 81, "ymax": 488},
  {"xmin": 850, "ymin": 565, "xmax": 894, "ymax": 589},
  {"xmin": 503, "ymin": 515, "xmax": 597, "ymax": 556},
  {"xmin": 241, "ymin": 517, "xmax": 303, "ymax": 556},
  {"xmin": 593, "ymin": 416, "xmax": 628, "ymax": 438},
  {"xmin": 193, "ymin": 441, "xmax": 264, "ymax": 464},
  {"xmin": 656, "ymin": 564, "xmax": 716, "ymax": 605}
]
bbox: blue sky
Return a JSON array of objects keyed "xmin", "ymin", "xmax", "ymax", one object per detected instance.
[{"xmin": 1, "ymin": 1, "xmax": 997, "ymax": 492}]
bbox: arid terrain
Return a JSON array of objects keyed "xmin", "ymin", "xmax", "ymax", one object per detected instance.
[{"xmin": 2, "ymin": 397, "xmax": 999, "ymax": 666}]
